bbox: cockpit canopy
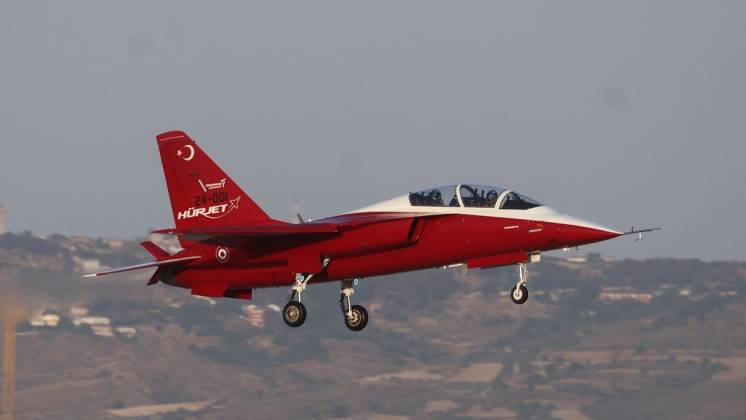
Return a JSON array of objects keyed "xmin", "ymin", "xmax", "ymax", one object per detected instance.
[{"xmin": 408, "ymin": 184, "xmax": 541, "ymax": 210}]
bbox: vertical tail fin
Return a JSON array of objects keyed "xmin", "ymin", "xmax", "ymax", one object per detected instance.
[{"xmin": 156, "ymin": 131, "xmax": 271, "ymax": 229}]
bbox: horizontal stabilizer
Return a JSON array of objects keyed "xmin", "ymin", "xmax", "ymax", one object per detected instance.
[
  {"xmin": 140, "ymin": 241, "xmax": 170, "ymax": 259},
  {"xmin": 82, "ymin": 256, "xmax": 200, "ymax": 278}
]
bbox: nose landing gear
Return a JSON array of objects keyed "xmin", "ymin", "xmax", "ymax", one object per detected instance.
[{"xmin": 510, "ymin": 263, "xmax": 530, "ymax": 304}]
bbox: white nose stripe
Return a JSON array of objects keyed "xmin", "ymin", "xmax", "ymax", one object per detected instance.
[{"xmin": 537, "ymin": 210, "xmax": 619, "ymax": 234}]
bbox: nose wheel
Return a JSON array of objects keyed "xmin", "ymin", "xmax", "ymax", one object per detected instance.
[
  {"xmin": 510, "ymin": 263, "xmax": 530, "ymax": 305},
  {"xmin": 340, "ymin": 278, "xmax": 368, "ymax": 331},
  {"xmin": 510, "ymin": 284, "xmax": 528, "ymax": 304}
]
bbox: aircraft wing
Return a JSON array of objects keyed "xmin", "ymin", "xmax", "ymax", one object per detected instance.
[
  {"xmin": 151, "ymin": 212, "xmax": 441, "ymax": 237},
  {"xmin": 82, "ymin": 256, "xmax": 200, "ymax": 278},
  {"xmin": 314, "ymin": 212, "xmax": 441, "ymax": 229},
  {"xmin": 151, "ymin": 223, "xmax": 340, "ymax": 237}
]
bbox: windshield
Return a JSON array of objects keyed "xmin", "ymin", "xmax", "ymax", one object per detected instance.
[
  {"xmin": 409, "ymin": 186, "xmax": 460, "ymax": 207},
  {"xmin": 409, "ymin": 185, "xmax": 542, "ymax": 210},
  {"xmin": 499, "ymin": 192, "xmax": 542, "ymax": 210},
  {"xmin": 459, "ymin": 184, "xmax": 505, "ymax": 208}
]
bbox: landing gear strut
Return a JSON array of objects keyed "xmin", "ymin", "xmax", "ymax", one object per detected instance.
[
  {"xmin": 282, "ymin": 258, "xmax": 331, "ymax": 328},
  {"xmin": 510, "ymin": 263, "xmax": 529, "ymax": 305},
  {"xmin": 340, "ymin": 278, "xmax": 368, "ymax": 331}
]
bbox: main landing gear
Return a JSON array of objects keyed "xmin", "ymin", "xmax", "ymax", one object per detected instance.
[
  {"xmin": 282, "ymin": 258, "xmax": 331, "ymax": 328},
  {"xmin": 340, "ymin": 278, "xmax": 368, "ymax": 331},
  {"xmin": 282, "ymin": 275, "xmax": 369, "ymax": 331},
  {"xmin": 281, "ymin": 259, "xmax": 368, "ymax": 331},
  {"xmin": 510, "ymin": 263, "xmax": 529, "ymax": 305},
  {"xmin": 283, "ymin": 272, "xmax": 310, "ymax": 327}
]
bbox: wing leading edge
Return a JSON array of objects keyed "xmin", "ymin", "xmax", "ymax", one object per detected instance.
[{"xmin": 151, "ymin": 212, "xmax": 442, "ymax": 238}]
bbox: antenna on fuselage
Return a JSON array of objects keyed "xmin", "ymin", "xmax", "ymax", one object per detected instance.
[{"xmin": 292, "ymin": 195, "xmax": 310, "ymax": 223}]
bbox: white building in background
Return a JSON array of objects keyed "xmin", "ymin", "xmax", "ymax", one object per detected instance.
[
  {"xmin": 116, "ymin": 326, "xmax": 137, "ymax": 338},
  {"xmin": 69, "ymin": 305, "xmax": 90, "ymax": 318},
  {"xmin": 599, "ymin": 287, "xmax": 653, "ymax": 304},
  {"xmin": 30, "ymin": 313, "xmax": 61, "ymax": 328},
  {"xmin": 73, "ymin": 256, "xmax": 104, "ymax": 274},
  {"xmin": 242, "ymin": 305, "xmax": 266, "ymax": 328},
  {"xmin": 73, "ymin": 316, "xmax": 111, "ymax": 327},
  {"xmin": 0, "ymin": 203, "xmax": 6, "ymax": 235},
  {"xmin": 91, "ymin": 325, "xmax": 114, "ymax": 337}
]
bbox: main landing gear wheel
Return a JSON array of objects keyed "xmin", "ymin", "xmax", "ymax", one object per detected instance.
[
  {"xmin": 510, "ymin": 284, "xmax": 529, "ymax": 305},
  {"xmin": 283, "ymin": 301, "xmax": 307, "ymax": 327},
  {"xmin": 344, "ymin": 305, "xmax": 368, "ymax": 331},
  {"xmin": 340, "ymin": 278, "xmax": 368, "ymax": 331}
]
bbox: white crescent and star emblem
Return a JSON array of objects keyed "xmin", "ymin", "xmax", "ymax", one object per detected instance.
[{"xmin": 176, "ymin": 144, "xmax": 195, "ymax": 161}]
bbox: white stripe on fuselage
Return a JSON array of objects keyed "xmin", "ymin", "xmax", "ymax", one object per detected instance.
[{"xmin": 346, "ymin": 194, "xmax": 619, "ymax": 234}]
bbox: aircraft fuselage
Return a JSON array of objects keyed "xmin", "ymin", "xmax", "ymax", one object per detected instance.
[{"xmin": 165, "ymin": 211, "xmax": 618, "ymax": 290}]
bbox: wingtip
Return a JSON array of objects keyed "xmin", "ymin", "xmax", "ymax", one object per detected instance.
[
  {"xmin": 82, "ymin": 273, "xmax": 98, "ymax": 278},
  {"xmin": 151, "ymin": 227, "xmax": 177, "ymax": 235}
]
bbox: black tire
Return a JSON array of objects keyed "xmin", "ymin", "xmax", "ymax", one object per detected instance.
[
  {"xmin": 510, "ymin": 285, "xmax": 529, "ymax": 305},
  {"xmin": 283, "ymin": 301, "xmax": 307, "ymax": 327},
  {"xmin": 344, "ymin": 305, "xmax": 368, "ymax": 331}
]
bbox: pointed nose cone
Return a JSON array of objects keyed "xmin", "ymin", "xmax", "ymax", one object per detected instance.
[
  {"xmin": 574, "ymin": 224, "xmax": 622, "ymax": 244},
  {"xmin": 543, "ymin": 209, "xmax": 621, "ymax": 246},
  {"xmin": 564, "ymin": 219, "xmax": 621, "ymax": 245}
]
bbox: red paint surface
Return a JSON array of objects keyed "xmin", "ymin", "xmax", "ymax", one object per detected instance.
[
  {"xmin": 112, "ymin": 131, "xmax": 623, "ymax": 299},
  {"xmin": 165, "ymin": 213, "xmax": 620, "ymax": 292}
]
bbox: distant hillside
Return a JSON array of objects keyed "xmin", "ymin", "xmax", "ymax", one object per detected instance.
[{"xmin": 1, "ymin": 233, "xmax": 745, "ymax": 419}]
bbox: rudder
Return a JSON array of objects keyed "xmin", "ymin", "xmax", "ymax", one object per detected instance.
[{"xmin": 156, "ymin": 131, "xmax": 271, "ymax": 229}]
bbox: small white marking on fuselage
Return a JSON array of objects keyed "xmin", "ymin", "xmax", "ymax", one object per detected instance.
[
  {"xmin": 529, "ymin": 228, "xmax": 543, "ymax": 233},
  {"xmin": 504, "ymin": 225, "xmax": 519, "ymax": 230}
]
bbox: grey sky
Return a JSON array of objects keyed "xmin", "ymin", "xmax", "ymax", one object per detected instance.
[{"xmin": 1, "ymin": 1, "xmax": 744, "ymax": 260}]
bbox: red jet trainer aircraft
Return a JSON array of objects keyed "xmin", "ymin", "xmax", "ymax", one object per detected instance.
[{"xmin": 85, "ymin": 131, "xmax": 658, "ymax": 331}]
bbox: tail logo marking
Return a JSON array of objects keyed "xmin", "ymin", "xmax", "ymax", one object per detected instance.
[
  {"xmin": 198, "ymin": 178, "xmax": 226, "ymax": 192},
  {"xmin": 177, "ymin": 196, "xmax": 240, "ymax": 220},
  {"xmin": 177, "ymin": 145, "xmax": 195, "ymax": 161}
]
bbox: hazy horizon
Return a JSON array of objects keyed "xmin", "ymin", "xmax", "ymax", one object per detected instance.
[{"xmin": 1, "ymin": 1, "xmax": 744, "ymax": 260}]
